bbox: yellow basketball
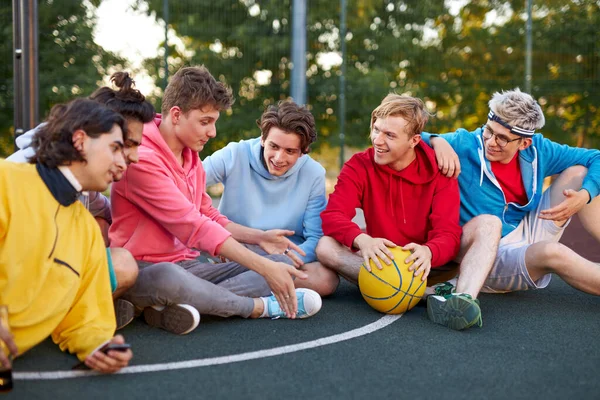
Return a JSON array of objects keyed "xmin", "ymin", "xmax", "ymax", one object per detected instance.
[{"xmin": 358, "ymin": 246, "xmax": 427, "ymax": 314}]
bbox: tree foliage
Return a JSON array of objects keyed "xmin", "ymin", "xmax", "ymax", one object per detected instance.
[
  {"xmin": 0, "ymin": 0, "xmax": 124, "ymax": 157},
  {"xmin": 137, "ymin": 0, "xmax": 599, "ymax": 159},
  {"xmin": 1, "ymin": 0, "xmax": 598, "ymax": 158}
]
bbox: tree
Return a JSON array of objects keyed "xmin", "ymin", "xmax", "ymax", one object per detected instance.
[
  {"xmin": 137, "ymin": 0, "xmax": 599, "ymax": 159},
  {"xmin": 0, "ymin": 0, "xmax": 125, "ymax": 157},
  {"xmin": 138, "ymin": 0, "xmax": 447, "ymax": 157}
]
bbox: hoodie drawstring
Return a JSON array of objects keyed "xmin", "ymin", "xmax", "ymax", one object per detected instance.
[{"xmin": 399, "ymin": 177, "xmax": 406, "ymax": 224}]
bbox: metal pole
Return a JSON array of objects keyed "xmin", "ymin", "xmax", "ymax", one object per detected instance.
[
  {"xmin": 12, "ymin": 0, "xmax": 22, "ymax": 150},
  {"xmin": 12, "ymin": 0, "xmax": 38, "ymax": 149},
  {"xmin": 338, "ymin": 0, "xmax": 347, "ymax": 170},
  {"xmin": 291, "ymin": 0, "xmax": 307, "ymax": 104},
  {"xmin": 525, "ymin": 0, "xmax": 532, "ymax": 93},
  {"xmin": 163, "ymin": 0, "xmax": 169, "ymax": 90}
]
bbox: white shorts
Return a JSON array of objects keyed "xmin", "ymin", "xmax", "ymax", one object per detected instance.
[{"xmin": 481, "ymin": 188, "xmax": 571, "ymax": 293}]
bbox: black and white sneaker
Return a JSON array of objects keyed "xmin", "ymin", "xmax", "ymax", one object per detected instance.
[
  {"xmin": 143, "ymin": 304, "xmax": 200, "ymax": 335},
  {"xmin": 115, "ymin": 298, "xmax": 136, "ymax": 330}
]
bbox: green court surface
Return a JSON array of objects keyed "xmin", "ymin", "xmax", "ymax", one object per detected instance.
[
  {"xmin": 8, "ymin": 218, "xmax": 600, "ymax": 400},
  {"xmin": 9, "ymin": 277, "xmax": 600, "ymax": 400}
]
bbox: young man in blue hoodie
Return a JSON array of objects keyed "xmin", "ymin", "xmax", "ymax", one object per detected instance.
[
  {"xmin": 203, "ymin": 100, "xmax": 339, "ymax": 296},
  {"xmin": 422, "ymin": 89, "xmax": 600, "ymax": 319}
]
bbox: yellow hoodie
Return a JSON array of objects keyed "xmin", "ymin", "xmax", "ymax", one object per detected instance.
[{"xmin": 0, "ymin": 161, "xmax": 115, "ymax": 361}]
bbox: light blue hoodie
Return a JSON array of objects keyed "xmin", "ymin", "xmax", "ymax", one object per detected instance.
[
  {"xmin": 203, "ymin": 137, "xmax": 326, "ymax": 263},
  {"xmin": 422, "ymin": 128, "xmax": 600, "ymax": 238}
]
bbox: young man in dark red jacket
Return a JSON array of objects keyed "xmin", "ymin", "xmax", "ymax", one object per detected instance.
[{"xmin": 317, "ymin": 94, "xmax": 481, "ymax": 330}]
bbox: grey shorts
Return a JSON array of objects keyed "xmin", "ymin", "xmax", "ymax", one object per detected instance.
[{"xmin": 481, "ymin": 188, "xmax": 571, "ymax": 293}]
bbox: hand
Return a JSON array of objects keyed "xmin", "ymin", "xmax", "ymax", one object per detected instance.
[
  {"xmin": 402, "ymin": 243, "xmax": 432, "ymax": 281},
  {"xmin": 282, "ymin": 247, "xmax": 305, "ymax": 269},
  {"xmin": 263, "ymin": 261, "xmax": 308, "ymax": 319},
  {"xmin": 539, "ymin": 189, "xmax": 590, "ymax": 222},
  {"xmin": 431, "ymin": 137, "xmax": 461, "ymax": 178},
  {"xmin": 353, "ymin": 234, "xmax": 398, "ymax": 271},
  {"xmin": 0, "ymin": 325, "xmax": 18, "ymax": 369},
  {"xmin": 84, "ymin": 335, "xmax": 132, "ymax": 373},
  {"xmin": 258, "ymin": 229, "xmax": 306, "ymax": 267}
]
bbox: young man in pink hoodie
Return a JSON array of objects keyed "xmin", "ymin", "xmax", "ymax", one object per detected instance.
[{"xmin": 109, "ymin": 66, "xmax": 321, "ymax": 335}]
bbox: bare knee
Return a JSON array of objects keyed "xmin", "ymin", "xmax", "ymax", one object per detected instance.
[
  {"xmin": 307, "ymin": 263, "xmax": 340, "ymax": 297},
  {"xmin": 527, "ymin": 241, "xmax": 568, "ymax": 272},
  {"xmin": 559, "ymin": 165, "xmax": 588, "ymax": 183},
  {"xmin": 111, "ymin": 248, "xmax": 139, "ymax": 294},
  {"xmin": 462, "ymin": 215, "xmax": 502, "ymax": 245}
]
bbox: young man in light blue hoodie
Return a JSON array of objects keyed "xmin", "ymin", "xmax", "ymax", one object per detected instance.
[
  {"xmin": 422, "ymin": 88, "xmax": 600, "ymax": 326},
  {"xmin": 203, "ymin": 100, "xmax": 339, "ymax": 296}
]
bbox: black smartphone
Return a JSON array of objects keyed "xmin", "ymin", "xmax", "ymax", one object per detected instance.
[
  {"xmin": 101, "ymin": 343, "xmax": 131, "ymax": 354},
  {"xmin": 72, "ymin": 343, "xmax": 131, "ymax": 370}
]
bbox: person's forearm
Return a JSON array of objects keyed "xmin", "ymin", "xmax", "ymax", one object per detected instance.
[
  {"xmin": 225, "ymin": 222, "xmax": 265, "ymax": 245},
  {"xmin": 218, "ymin": 236, "xmax": 269, "ymax": 275}
]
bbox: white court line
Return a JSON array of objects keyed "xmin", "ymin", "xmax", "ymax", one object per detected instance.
[{"xmin": 15, "ymin": 314, "xmax": 402, "ymax": 380}]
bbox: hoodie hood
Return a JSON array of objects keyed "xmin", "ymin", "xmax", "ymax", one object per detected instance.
[
  {"xmin": 5, "ymin": 124, "xmax": 44, "ymax": 163},
  {"xmin": 370, "ymin": 141, "xmax": 439, "ymax": 184},
  {"xmin": 140, "ymin": 114, "xmax": 199, "ymax": 175},
  {"xmin": 248, "ymin": 137, "xmax": 309, "ymax": 180},
  {"xmin": 15, "ymin": 125, "xmax": 38, "ymax": 150},
  {"xmin": 368, "ymin": 141, "xmax": 440, "ymax": 222}
]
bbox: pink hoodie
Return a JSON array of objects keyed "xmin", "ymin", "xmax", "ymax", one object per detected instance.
[{"xmin": 109, "ymin": 115, "xmax": 231, "ymax": 263}]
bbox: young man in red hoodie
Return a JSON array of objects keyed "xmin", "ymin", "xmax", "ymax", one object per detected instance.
[{"xmin": 317, "ymin": 94, "xmax": 480, "ymax": 329}]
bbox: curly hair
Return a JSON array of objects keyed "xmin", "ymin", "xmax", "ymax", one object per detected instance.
[
  {"xmin": 257, "ymin": 100, "xmax": 317, "ymax": 154},
  {"xmin": 30, "ymin": 98, "xmax": 125, "ymax": 168},
  {"xmin": 90, "ymin": 72, "xmax": 155, "ymax": 132},
  {"xmin": 370, "ymin": 94, "xmax": 430, "ymax": 137},
  {"xmin": 161, "ymin": 66, "xmax": 234, "ymax": 115}
]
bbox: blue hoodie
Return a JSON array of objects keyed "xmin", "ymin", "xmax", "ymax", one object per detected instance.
[
  {"xmin": 203, "ymin": 137, "xmax": 327, "ymax": 263},
  {"xmin": 422, "ymin": 128, "xmax": 600, "ymax": 238}
]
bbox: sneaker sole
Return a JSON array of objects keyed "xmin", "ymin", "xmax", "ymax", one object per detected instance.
[
  {"xmin": 144, "ymin": 305, "xmax": 200, "ymax": 335},
  {"xmin": 115, "ymin": 299, "xmax": 135, "ymax": 330},
  {"xmin": 427, "ymin": 296, "xmax": 481, "ymax": 331}
]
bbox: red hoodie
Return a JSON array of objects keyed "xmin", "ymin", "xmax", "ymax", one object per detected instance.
[{"xmin": 321, "ymin": 142, "xmax": 461, "ymax": 267}]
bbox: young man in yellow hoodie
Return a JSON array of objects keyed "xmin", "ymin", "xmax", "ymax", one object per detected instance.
[{"xmin": 0, "ymin": 98, "xmax": 133, "ymax": 373}]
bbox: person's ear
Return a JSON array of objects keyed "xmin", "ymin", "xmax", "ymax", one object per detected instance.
[
  {"xmin": 519, "ymin": 137, "xmax": 533, "ymax": 151},
  {"xmin": 170, "ymin": 106, "xmax": 182, "ymax": 125},
  {"xmin": 72, "ymin": 129, "xmax": 86, "ymax": 153},
  {"xmin": 411, "ymin": 133, "xmax": 422, "ymax": 148}
]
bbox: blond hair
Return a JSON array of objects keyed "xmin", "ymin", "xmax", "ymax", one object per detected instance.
[{"xmin": 371, "ymin": 94, "xmax": 429, "ymax": 136}]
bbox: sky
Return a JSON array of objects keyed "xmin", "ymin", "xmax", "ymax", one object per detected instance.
[{"xmin": 93, "ymin": 0, "xmax": 164, "ymax": 93}]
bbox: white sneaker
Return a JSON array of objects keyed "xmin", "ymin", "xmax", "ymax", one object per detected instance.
[
  {"xmin": 143, "ymin": 304, "xmax": 200, "ymax": 335},
  {"xmin": 263, "ymin": 288, "xmax": 322, "ymax": 319}
]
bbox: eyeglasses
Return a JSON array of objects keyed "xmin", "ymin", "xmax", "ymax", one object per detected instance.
[{"xmin": 481, "ymin": 125, "xmax": 522, "ymax": 148}]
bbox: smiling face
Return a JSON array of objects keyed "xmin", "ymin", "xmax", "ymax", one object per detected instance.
[
  {"xmin": 483, "ymin": 120, "xmax": 531, "ymax": 164},
  {"xmin": 370, "ymin": 116, "xmax": 420, "ymax": 171},
  {"xmin": 76, "ymin": 124, "xmax": 125, "ymax": 192},
  {"xmin": 261, "ymin": 127, "xmax": 303, "ymax": 176},
  {"xmin": 172, "ymin": 106, "xmax": 220, "ymax": 153}
]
